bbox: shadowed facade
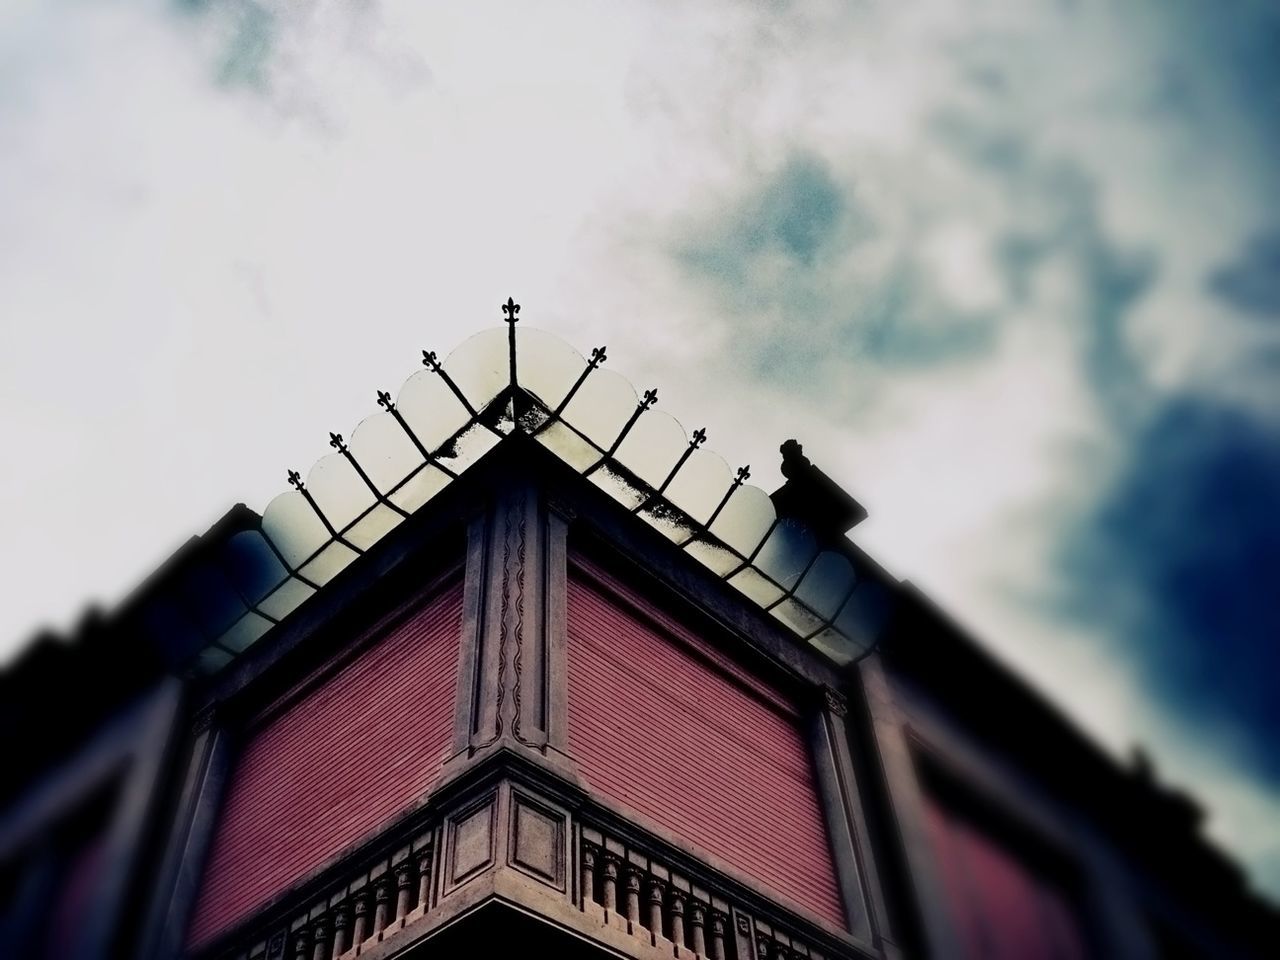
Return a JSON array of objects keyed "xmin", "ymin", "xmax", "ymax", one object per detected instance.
[{"xmin": 0, "ymin": 307, "xmax": 1275, "ymax": 960}]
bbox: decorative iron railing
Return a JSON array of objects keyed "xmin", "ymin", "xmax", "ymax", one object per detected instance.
[{"xmin": 145, "ymin": 301, "xmax": 891, "ymax": 678}]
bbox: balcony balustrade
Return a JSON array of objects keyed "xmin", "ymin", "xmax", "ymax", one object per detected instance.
[{"xmin": 206, "ymin": 769, "xmax": 865, "ymax": 960}]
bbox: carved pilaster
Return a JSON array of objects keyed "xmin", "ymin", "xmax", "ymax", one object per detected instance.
[
  {"xmin": 191, "ymin": 705, "xmax": 216, "ymax": 735},
  {"xmin": 822, "ymin": 686, "xmax": 848, "ymax": 717}
]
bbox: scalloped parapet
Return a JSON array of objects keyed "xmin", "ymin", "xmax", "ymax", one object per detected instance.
[{"xmin": 150, "ymin": 320, "xmax": 892, "ymax": 676}]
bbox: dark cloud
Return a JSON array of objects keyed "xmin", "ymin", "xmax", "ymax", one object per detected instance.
[
  {"xmin": 678, "ymin": 153, "xmax": 856, "ymax": 281},
  {"xmin": 1060, "ymin": 399, "xmax": 1280, "ymax": 783},
  {"xmin": 1210, "ymin": 231, "xmax": 1280, "ymax": 319},
  {"xmin": 673, "ymin": 151, "xmax": 997, "ymax": 393}
]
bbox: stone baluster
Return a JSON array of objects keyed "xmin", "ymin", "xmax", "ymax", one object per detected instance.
[
  {"xmin": 669, "ymin": 891, "xmax": 687, "ymax": 947},
  {"xmin": 373, "ymin": 875, "xmax": 393, "ymax": 933},
  {"xmin": 601, "ymin": 853, "xmax": 620, "ymax": 912},
  {"xmin": 709, "ymin": 911, "xmax": 728, "ymax": 960},
  {"xmin": 330, "ymin": 903, "xmax": 350, "ymax": 959},
  {"xmin": 350, "ymin": 891, "xmax": 371, "ymax": 945},
  {"xmin": 310, "ymin": 915, "xmax": 330, "ymax": 960},
  {"xmin": 580, "ymin": 844, "xmax": 598, "ymax": 906},
  {"xmin": 689, "ymin": 901, "xmax": 708, "ymax": 956},
  {"xmin": 624, "ymin": 865, "xmax": 644, "ymax": 925},
  {"xmin": 646, "ymin": 878, "xmax": 666, "ymax": 937},
  {"xmin": 415, "ymin": 843, "xmax": 434, "ymax": 911},
  {"xmin": 291, "ymin": 927, "xmax": 309, "ymax": 960},
  {"xmin": 393, "ymin": 861, "xmax": 415, "ymax": 922}
]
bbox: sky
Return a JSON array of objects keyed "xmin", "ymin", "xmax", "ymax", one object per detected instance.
[{"xmin": 1, "ymin": 0, "xmax": 1278, "ymax": 898}]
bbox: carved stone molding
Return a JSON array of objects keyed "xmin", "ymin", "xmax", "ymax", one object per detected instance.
[{"xmin": 823, "ymin": 686, "xmax": 848, "ymax": 717}]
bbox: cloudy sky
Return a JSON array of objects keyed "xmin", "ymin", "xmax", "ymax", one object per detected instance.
[{"xmin": 1, "ymin": 0, "xmax": 1277, "ymax": 897}]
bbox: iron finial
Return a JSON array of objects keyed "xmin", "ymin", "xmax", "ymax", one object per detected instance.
[
  {"xmin": 502, "ymin": 297, "xmax": 521, "ymax": 324},
  {"xmin": 376, "ymin": 389, "xmax": 394, "ymax": 411},
  {"xmin": 329, "ymin": 432, "xmax": 346, "ymax": 452},
  {"xmin": 691, "ymin": 427, "xmax": 707, "ymax": 448},
  {"xmin": 589, "ymin": 345, "xmax": 607, "ymax": 367},
  {"xmin": 641, "ymin": 388, "xmax": 658, "ymax": 409},
  {"xmin": 287, "ymin": 469, "xmax": 304, "ymax": 491},
  {"xmin": 422, "ymin": 350, "xmax": 439, "ymax": 371},
  {"xmin": 735, "ymin": 465, "xmax": 751, "ymax": 484}
]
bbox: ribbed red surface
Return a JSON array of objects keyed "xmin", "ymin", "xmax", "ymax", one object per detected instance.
[
  {"xmin": 566, "ymin": 567, "xmax": 846, "ymax": 929},
  {"xmin": 922, "ymin": 793, "xmax": 1089, "ymax": 960},
  {"xmin": 188, "ymin": 583, "xmax": 463, "ymax": 948}
]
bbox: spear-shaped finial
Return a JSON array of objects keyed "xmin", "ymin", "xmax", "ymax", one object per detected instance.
[
  {"xmin": 691, "ymin": 427, "xmax": 707, "ymax": 448},
  {"xmin": 501, "ymin": 297, "xmax": 521, "ymax": 324},
  {"xmin": 287, "ymin": 469, "xmax": 304, "ymax": 491},
  {"xmin": 641, "ymin": 388, "xmax": 658, "ymax": 409},
  {"xmin": 376, "ymin": 390, "xmax": 394, "ymax": 411},
  {"xmin": 329, "ymin": 432, "xmax": 347, "ymax": 452},
  {"xmin": 503, "ymin": 297, "xmax": 521, "ymax": 391},
  {"xmin": 422, "ymin": 350, "xmax": 440, "ymax": 371},
  {"xmin": 589, "ymin": 345, "xmax": 607, "ymax": 367}
]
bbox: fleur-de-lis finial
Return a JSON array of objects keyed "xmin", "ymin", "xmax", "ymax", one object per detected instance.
[
  {"xmin": 329, "ymin": 432, "xmax": 346, "ymax": 452},
  {"xmin": 422, "ymin": 350, "xmax": 439, "ymax": 371},
  {"xmin": 502, "ymin": 297, "xmax": 520, "ymax": 324},
  {"xmin": 287, "ymin": 469, "xmax": 303, "ymax": 490},
  {"xmin": 735, "ymin": 465, "xmax": 751, "ymax": 484},
  {"xmin": 376, "ymin": 389, "xmax": 394, "ymax": 411},
  {"xmin": 641, "ymin": 388, "xmax": 658, "ymax": 409},
  {"xmin": 691, "ymin": 427, "xmax": 707, "ymax": 448},
  {"xmin": 589, "ymin": 345, "xmax": 607, "ymax": 366}
]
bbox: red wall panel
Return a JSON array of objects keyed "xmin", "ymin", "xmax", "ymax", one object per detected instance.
[
  {"xmin": 922, "ymin": 792, "xmax": 1090, "ymax": 960},
  {"xmin": 188, "ymin": 582, "xmax": 463, "ymax": 948},
  {"xmin": 566, "ymin": 565, "xmax": 846, "ymax": 929}
]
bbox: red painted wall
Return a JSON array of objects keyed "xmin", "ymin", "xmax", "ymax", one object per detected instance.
[
  {"xmin": 922, "ymin": 792, "xmax": 1090, "ymax": 960},
  {"xmin": 566, "ymin": 562, "xmax": 846, "ymax": 929},
  {"xmin": 188, "ymin": 582, "xmax": 463, "ymax": 948}
]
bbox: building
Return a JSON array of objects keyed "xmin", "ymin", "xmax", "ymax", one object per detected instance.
[{"xmin": 0, "ymin": 308, "xmax": 1275, "ymax": 960}]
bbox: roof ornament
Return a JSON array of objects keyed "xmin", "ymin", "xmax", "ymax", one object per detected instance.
[
  {"xmin": 554, "ymin": 345, "xmax": 608, "ymax": 418},
  {"xmin": 503, "ymin": 297, "xmax": 521, "ymax": 393},
  {"xmin": 375, "ymin": 389, "xmax": 458, "ymax": 478},
  {"xmin": 704, "ymin": 465, "xmax": 751, "ymax": 529},
  {"xmin": 640, "ymin": 425, "xmax": 710, "ymax": 512},
  {"xmin": 287, "ymin": 469, "xmax": 304, "ymax": 491},
  {"xmin": 330, "ymin": 431, "xmax": 410, "ymax": 519},
  {"xmin": 422, "ymin": 347, "xmax": 478, "ymax": 417}
]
